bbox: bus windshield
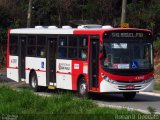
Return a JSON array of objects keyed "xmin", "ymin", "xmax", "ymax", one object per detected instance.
[{"xmin": 102, "ymin": 42, "xmax": 153, "ymax": 70}]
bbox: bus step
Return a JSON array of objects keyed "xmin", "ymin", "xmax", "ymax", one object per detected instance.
[{"xmin": 48, "ymin": 85, "xmax": 56, "ymax": 90}]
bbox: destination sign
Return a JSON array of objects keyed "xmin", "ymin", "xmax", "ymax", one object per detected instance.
[
  {"xmin": 111, "ymin": 32, "xmax": 144, "ymax": 38},
  {"xmin": 104, "ymin": 30, "xmax": 152, "ymax": 40}
]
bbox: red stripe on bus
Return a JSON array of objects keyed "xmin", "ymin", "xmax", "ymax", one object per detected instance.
[
  {"xmin": 25, "ymin": 69, "xmax": 46, "ymax": 72},
  {"xmin": 7, "ymin": 67, "xmax": 46, "ymax": 72},
  {"xmin": 7, "ymin": 67, "xmax": 18, "ymax": 69},
  {"xmin": 56, "ymin": 71, "xmax": 72, "ymax": 75},
  {"xmin": 35, "ymin": 69, "xmax": 46, "ymax": 72},
  {"xmin": 101, "ymin": 69, "xmax": 153, "ymax": 82}
]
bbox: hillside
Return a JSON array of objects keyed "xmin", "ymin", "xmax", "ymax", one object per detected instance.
[{"xmin": 154, "ymin": 55, "xmax": 160, "ymax": 82}]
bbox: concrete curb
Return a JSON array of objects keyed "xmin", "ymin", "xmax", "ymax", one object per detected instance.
[
  {"xmin": 139, "ymin": 92, "xmax": 160, "ymax": 97},
  {"xmin": 96, "ymin": 101, "xmax": 160, "ymax": 114}
]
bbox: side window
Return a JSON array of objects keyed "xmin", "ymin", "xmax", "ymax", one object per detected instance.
[
  {"xmin": 28, "ymin": 36, "xmax": 36, "ymax": 45},
  {"xmin": 10, "ymin": 35, "xmax": 19, "ymax": 55},
  {"xmin": 57, "ymin": 35, "xmax": 88, "ymax": 60},
  {"xmin": 26, "ymin": 35, "xmax": 46, "ymax": 57},
  {"xmin": 58, "ymin": 36, "xmax": 67, "ymax": 59},
  {"xmin": 78, "ymin": 36, "xmax": 88, "ymax": 60},
  {"xmin": 68, "ymin": 36, "xmax": 78, "ymax": 59},
  {"xmin": 27, "ymin": 36, "xmax": 36, "ymax": 56},
  {"xmin": 59, "ymin": 36, "xmax": 67, "ymax": 46},
  {"xmin": 37, "ymin": 36, "xmax": 46, "ymax": 57}
]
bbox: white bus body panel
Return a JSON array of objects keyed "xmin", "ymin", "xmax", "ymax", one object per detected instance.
[
  {"xmin": 25, "ymin": 57, "xmax": 46, "ymax": 71},
  {"xmin": 36, "ymin": 71, "xmax": 46, "ymax": 86},
  {"xmin": 56, "ymin": 59, "xmax": 72, "ymax": 90},
  {"xmin": 7, "ymin": 68, "xmax": 19, "ymax": 82},
  {"xmin": 25, "ymin": 57, "xmax": 46, "ymax": 86},
  {"xmin": 56, "ymin": 74, "xmax": 72, "ymax": 90},
  {"xmin": 7, "ymin": 56, "xmax": 19, "ymax": 82},
  {"xmin": 25, "ymin": 70, "xmax": 30, "ymax": 84}
]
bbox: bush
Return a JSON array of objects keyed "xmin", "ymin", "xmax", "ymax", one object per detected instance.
[
  {"xmin": 153, "ymin": 37, "xmax": 160, "ymax": 51},
  {"xmin": 154, "ymin": 36, "xmax": 160, "ymax": 53}
]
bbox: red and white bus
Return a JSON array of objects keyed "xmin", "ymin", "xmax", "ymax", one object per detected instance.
[{"xmin": 7, "ymin": 25, "xmax": 154, "ymax": 100}]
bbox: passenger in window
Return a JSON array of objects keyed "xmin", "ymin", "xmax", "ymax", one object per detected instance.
[
  {"xmin": 40, "ymin": 48, "xmax": 45, "ymax": 57},
  {"xmin": 81, "ymin": 49, "xmax": 87, "ymax": 60}
]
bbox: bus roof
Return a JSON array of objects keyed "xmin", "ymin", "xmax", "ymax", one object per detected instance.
[
  {"xmin": 10, "ymin": 28, "xmax": 75, "ymax": 34},
  {"xmin": 10, "ymin": 25, "xmax": 151, "ymax": 35}
]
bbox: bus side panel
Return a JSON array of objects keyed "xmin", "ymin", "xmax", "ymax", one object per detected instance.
[
  {"xmin": 7, "ymin": 56, "xmax": 19, "ymax": 82},
  {"xmin": 72, "ymin": 60, "xmax": 85, "ymax": 90},
  {"xmin": 25, "ymin": 70, "xmax": 47, "ymax": 87},
  {"xmin": 56, "ymin": 74, "xmax": 72, "ymax": 89},
  {"xmin": 56, "ymin": 59, "xmax": 88, "ymax": 90},
  {"xmin": 25, "ymin": 70, "xmax": 30, "ymax": 84},
  {"xmin": 56, "ymin": 59, "xmax": 72, "ymax": 90},
  {"xmin": 25, "ymin": 57, "xmax": 47, "ymax": 86},
  {"xmin": 35, "ymin": 71, "xmax": 46, "ymax": 86},
  {"xmin": 7, "ymin": 68, "xmax": 19, "ymax": 82}
]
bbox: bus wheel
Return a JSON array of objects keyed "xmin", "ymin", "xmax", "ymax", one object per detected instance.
[
  {"xmin": 30, "ymin": 72, "xmax": 39, "ymax": 92},
  {"xmin": 78, "ymin": 77, "xmax": 88, "ymax": 98},
  {"xmin": 123, "ymin": 92, "xmax": 136, "ymax": 100}
]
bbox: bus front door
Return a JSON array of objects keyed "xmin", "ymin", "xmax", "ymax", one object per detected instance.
[
  {"xmin": 89, "ymin": 35, "xmax": 99, "ymax": 90},
  {"xmin": 47, "ymin": 38, "xmax": 57, "ymax": 86},
  {"xmin": 19, "ymin": 36, "xmax": 26, "ymax": 81}
]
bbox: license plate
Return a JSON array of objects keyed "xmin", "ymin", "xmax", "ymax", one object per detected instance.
[{"xmin": 125, "ymin": 85, "xmax": 135, "ymax": 90}]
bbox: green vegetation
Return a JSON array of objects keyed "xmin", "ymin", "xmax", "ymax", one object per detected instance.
[
  {"xmin": 154, "ymin": 37, "xmax": 160, "ymax": 54},
  {"xmin": 154, "ymin": 82, "xmax": 160, "ymax": 91},
  {"xmin": 154, "ymin": 37, "xmax": 160, "ymax": 50},
  {"xmin": 147, "ymin": 106, "xmax": 156, "ymax": 115},
  {"xmin": 0, "ymin": 86, "xmax": 147, "ymax": 120}
]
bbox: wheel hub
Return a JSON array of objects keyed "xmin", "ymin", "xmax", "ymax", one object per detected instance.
[
  {"xmin": 80, "ymin": 83, "xmax": 86, "ymax": 95},
  {"xmin": 31, "ymin": 76, "xmax": 36, "ymax": 88}
]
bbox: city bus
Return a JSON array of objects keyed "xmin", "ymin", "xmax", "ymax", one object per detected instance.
[{"xmin": 7, "ymin": 25, "xmax": 154, "ymax": 100}]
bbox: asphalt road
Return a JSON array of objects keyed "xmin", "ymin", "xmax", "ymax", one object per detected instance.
[
  {"xmin": 91, "ymin": 93, "xmax": 160, "ymax": 114},
  {"xmin": 0, "ymin": 75, "xmax": 160, "ymax": 114}
]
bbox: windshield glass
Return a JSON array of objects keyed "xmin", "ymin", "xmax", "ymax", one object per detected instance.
[{"xmin": 103, "ymin": 42, "xmax": 153, "ymax": 69}]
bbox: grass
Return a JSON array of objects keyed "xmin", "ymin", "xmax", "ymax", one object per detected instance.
[
  {"xmin": 154, "ymin": 81, "xmax": 160, "ymax": 91},
  {"xmin": 0, "ymin": 87, "xmax": 159, "ymax": 120}
]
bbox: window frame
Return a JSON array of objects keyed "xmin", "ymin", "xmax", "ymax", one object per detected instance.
[
  {"xmin": 10, "ymin": 35, "xmax": 19, "ymax": 56},
  {"xmin": 26, "ymin": 35, "xmax": 47, "ymax": 58},
  {"xmin": 57, "ymin": 35, "xmax": 88, "ymax": 60}
]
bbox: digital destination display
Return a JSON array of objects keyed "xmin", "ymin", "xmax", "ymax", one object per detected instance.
[
  {"xmin": 104, "ymin": 30, "xmax": 152, "ymax": 40},
  {"xmin": 111, "ymin": 32, "xmax": 144, "ymax": 38}
]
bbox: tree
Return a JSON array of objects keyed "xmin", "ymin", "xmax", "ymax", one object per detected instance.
[
  {"xmin": 127, "ymin": 0, "xmax": 160, "ymax": 38},
  {"xmin": 0, "ymin": 5, "xmax": 21, "ymax": 66},
  {"xmin": 0, "ymin": 7, "xmax": 9, "ymax": 65}
]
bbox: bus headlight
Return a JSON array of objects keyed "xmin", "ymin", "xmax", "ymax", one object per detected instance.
[
  {"xmin": 142, "ymin": 77, "xmax": 153, "ymax": 84},
  {"xmin": 101, "ymin": 73, "xmax": 117, "ymax": 84}
]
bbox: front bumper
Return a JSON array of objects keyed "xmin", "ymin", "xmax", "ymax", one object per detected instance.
[{"xmin": 100, "ymin": 78, "xmax": 154, "ymax": 93}]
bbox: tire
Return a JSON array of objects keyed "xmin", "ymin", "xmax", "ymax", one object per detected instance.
[
  {"xmin": 78, "ymin": 77, "xmax": 88, "ymax": 98},
  {"xmin": 123, "ymin": 92, "xmax": 136, "ymax": 100},
  {"xmin": 29, "ymin": 72, "xmax": 39, "ymax": 92}
]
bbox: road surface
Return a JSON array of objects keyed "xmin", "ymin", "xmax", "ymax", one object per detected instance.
[{"xmin": 91, "ymin": 93, "xmax": 160, "ymax": 114}]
